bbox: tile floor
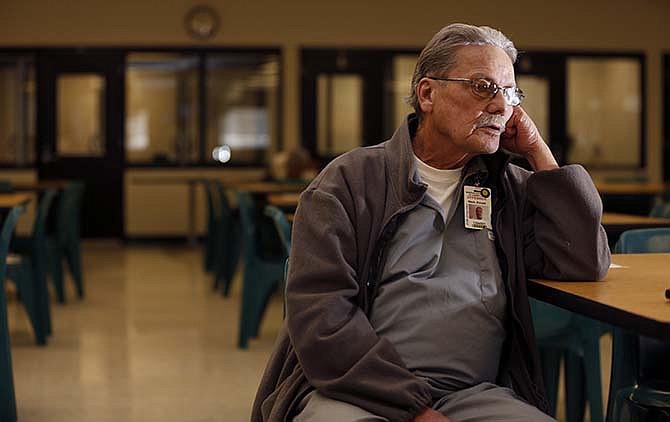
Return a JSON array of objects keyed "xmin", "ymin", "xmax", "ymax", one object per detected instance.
[
  {"xmin": 5, "ymin": 241, "xmax": 611, "ymax": 421},
  {"xmin": 6, "ymin": 241, "xmax": 283, "ymax": 421}
]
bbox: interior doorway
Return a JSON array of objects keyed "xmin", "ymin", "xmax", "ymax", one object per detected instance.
[{"xmin": 37, "ymin": 51, "xmax": 125, "ymax": 237}]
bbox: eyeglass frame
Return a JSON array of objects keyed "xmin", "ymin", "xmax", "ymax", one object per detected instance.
[{"xmin": 425, "ymin": 76, "xmax": 525, "ymax": 107}]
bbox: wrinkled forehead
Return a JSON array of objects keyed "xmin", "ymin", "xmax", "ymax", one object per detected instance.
[{"xmin": 448, "ymin": 45, "xmax": 516, "ymax": 85}]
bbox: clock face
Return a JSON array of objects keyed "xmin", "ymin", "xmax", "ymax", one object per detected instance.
[{"xmin": 185, "ymin": 5, "xmax": 220, "ymax": 39}]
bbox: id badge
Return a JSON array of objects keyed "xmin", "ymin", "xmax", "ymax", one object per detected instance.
[{"xmin": 464, "ymin": 185, "xmax": 492, "ymax": 230}]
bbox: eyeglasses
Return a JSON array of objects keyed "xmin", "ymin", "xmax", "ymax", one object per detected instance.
[{"xmin": 426, "ymin": 76, "xmax": 525, "ymax": 106}]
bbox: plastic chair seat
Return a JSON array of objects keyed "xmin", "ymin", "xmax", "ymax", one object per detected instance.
[
  {"xmin": 48, "ymin": 181, "xmax": 85, "ymax": 303},
  {"xmin": 613, "ymin": 387, "xmax": 670, "ymax": 421},
  {"xmin": 7, "ymin": 189, "xmax": 57, "ymax": 345},
  {"xmin": 212, "ymin": 181, "xmax": 241, "ymax": 296},
  {"xmin": 531, "ymin": 298, "xmax": 606, "ymax": 422},
  {"xmin": 235, "ymin": 192, "xmax": 284, "ymax": 349},
  {"xmin": 200, "ymin": 179, "xmax": 219, "ymax": 275},
  {"xmin": 0, "ymin": 205, "xmax": 26, "ymax": 422}
]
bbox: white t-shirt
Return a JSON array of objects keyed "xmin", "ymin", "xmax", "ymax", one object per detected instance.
[{"xmin": 414, "ymin": 153, "xmax": 464, "ymax": 215}]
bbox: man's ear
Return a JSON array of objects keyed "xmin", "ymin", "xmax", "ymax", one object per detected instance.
[{"xmin": 417, "ymin": 78, "xmax": 434, "ymax": 114}]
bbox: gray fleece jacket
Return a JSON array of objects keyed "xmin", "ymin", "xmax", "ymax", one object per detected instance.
[{"xmin": 252, "ymin": 114, "xmax": 611, "ymax": 422}]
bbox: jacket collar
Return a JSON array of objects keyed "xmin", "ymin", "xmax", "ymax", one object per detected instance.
[{"xmin": 383, "ymin": 113, "xmax": 513, "ymax": 209}]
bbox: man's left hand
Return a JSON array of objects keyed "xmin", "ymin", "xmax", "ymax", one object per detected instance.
[{"xmin": 500, "ymin": 106, "xmax": 558, "ymax": 171}]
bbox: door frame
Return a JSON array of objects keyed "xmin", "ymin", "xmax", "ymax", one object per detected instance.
[
  {"xmin": 36, "ymin": 49, "xmax": 126, "ymax": 237},
  {"xmin": 663, "ymin": 53, "xmax": 670, "ymax": 182}
]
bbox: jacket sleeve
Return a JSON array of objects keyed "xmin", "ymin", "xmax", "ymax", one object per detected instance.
[
  {"xmin": 285, "ymin": 188, "xmax": 432, "ymax": 422},
  {"xmin": 521, "ymin": 164, "xmax": 611, "ymax": 281}
]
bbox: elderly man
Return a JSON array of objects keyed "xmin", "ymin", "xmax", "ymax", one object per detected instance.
[{"xmin": 253, "ymin": 23, "xmax": 610, "ymax": 422}]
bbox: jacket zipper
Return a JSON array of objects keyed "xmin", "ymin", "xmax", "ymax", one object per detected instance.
[
  {"xmin": 363, "ymin": 203, "xmax": 419, "ymax": 314},
  {"xmin": 494, "ymin": 176, "xmax": 547, "ymax": 411}
]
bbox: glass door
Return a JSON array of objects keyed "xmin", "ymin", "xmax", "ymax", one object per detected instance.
[
  {"xmin": 37, "ymin": 51, "xmax": 125, "ymax": 237},
  {"xmin": 664, "ymin": 54, "xmax": 670, "ymax": 182},
  {"xmin": 301, "ymin": 50, "xmax": 386, "ymax": 164}
]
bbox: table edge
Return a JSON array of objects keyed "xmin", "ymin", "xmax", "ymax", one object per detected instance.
[{"xmin": 528, "ymin": 279, "xmax": 670, "ymax": 341}]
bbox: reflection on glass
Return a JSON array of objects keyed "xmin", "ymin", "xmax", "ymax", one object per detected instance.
[
  {"xmin": 0, "ymin": 56, "xmax": 35, "ymax": 165},
  {"xmin": 57, "ymin": 74, "xmax": 105, "ymax": 157},
  {"xmin": 206, "ymin": 54, "xmax": 279, "ymax": 164},
  {"xmin": 567, "ymin": 58, "xmax": 641, "ymax": 167},
  {"xmin": 317, "ymin": 74, "xmax": 362, "ymax": 156},
  {"xmin": 517, "ymin": 75, "xmax": 550, "ymax": 142},
  {"xmin": 126, "ymin": 53, "xmax": 199, "ymax": 163},
  {"xmin": 388, "ymin": 55, "xmax": 418, "ymax": 137},
  {"xmin": 212, "ymin": 145, "xmax": 231, "ymax": 163}
]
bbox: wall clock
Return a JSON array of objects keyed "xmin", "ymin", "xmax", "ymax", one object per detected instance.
[{"xmin": 184, "ymin": 5, "xmax": 220, "ymax": 40}]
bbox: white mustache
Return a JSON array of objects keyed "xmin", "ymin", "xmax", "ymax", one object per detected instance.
[{"xmin": 475, "ymin": 115, "xmax": 508, "ymax": 130}]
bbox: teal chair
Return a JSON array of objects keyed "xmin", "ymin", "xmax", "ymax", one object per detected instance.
[
  {"xmin": 201, "ymin": 179, "xmax": 219, "ymax": 275},
  {"xmin": 648, "ymin": 200, "xmax": 670, "ymax": 218},
  {"xmin": 0, "ymin": 205, "xmax": 25, "ymax": 422},
  {"xmin": 0, "ymin": 180, "xmax": 12, "ymax": 193},
  {"xmin": 235, "ymin": 192, "xmax": 283, "ymax": 349},
  {"xmin": 264, "ymin": 205, "xmax": 292, "ymax": 318},
  {"xmin": 212, "ymin": 181, "xmax": 240, "ymax": 296},
  {"xmin": 8, "ymin": 189, "xmax": 58, "ymax": 345},
  {"xmin": 65, "ymin": 182, "xmax": 85, "ymax": 298},
  {"xmin": 200, "ymin": 179, "xmax": 241, "ymax": 295},
  {"xmin": 610, "ymin": 229, "xmax": 670, "ymax": 422},
  {"xmin": 49, "ymin": 181, "xmax": 85, "ymax": 302},
  {"xmin": 531, "ymin": 298, "xmax": 607, "ymax": 422},
  {"xmin": 263, "ymin": 205, "xmax": 291, "ymax": 257}
]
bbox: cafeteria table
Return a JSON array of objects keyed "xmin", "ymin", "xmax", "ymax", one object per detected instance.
[
  {"xmin": 595, "ymin": 182, "xmax": 666, "ymax": 196},
  {"xmin": 232, "ymin": 181, "xmax": 308, "ymax": 195},
  {"xmin": 266, "ymin": 192, "xmax": 301, "ymax": 208},
  {"xmin": 529, "ymin": 253, "xmax": 670, "ymax": 421},
  {"xmin": 10, "ymin": 180, "xmax": 69, "ymax": 192},
  {"xmin": 602, "ymin": 213, "xmax": 670, "ymax": 249}
]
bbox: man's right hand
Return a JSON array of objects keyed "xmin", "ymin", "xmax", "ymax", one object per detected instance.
[{"xmin": 413, "ymin": 408, "xmax": 453, "ymax": 422}]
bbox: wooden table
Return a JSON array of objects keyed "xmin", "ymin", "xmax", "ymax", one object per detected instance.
[
  {"xmin": 11, "ymin": 180, "xmax": 69, "ymax": 192},
  {"xmin": 595, "ymin": 182, "xmax": 666, "ymax": 196},
  {"xmin": 602, "ymin": 212, "xmax": 670, "ymax": 249},
  {"xmin": 530, "ymin": 253, "xmax": 670, "ymax": 420},
  {"xmin": 0, "ymin": 193, "xmax": 32, "ymax": 209},
  {"xmin": 233, "ymin": 181, "xmax": 308, "ymax": 195},
  {"xmin": 267, "ymin": 193, "xmax": 301, "ymax": 208},
  {"xmin": 602, "ymin": 213, "xmax": 670, "ymax": 227},
  {"xmin": 529, "ymin": 254, "xmax": 670, "ymax": 341},
  {"xmin": 596, "ymin": 182, "xmax": 665, "ymax": 217}
]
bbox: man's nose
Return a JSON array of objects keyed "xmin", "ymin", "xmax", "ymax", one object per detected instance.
[{"xmin": 485, "ymin": 90, "xmax": 510, "ymax": 115}]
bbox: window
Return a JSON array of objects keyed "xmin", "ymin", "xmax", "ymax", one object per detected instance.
[
  {"xmin": 301, "ymin": 49, "xmax": 419, "ymax": 162},
  {"xmin": 516, "ymin": 75, "xmax": 550, "ymax": 143},
  {"xmin": 316, "ymin": 73, "xmax": 363, "ymax": 156},
  {"xmin": 125, "ymin": 50, "xmax": 280, "ymax": 166},
  {"xmin": 57, "ymin": 74, "xmax": 106, "ymax": 157},
  {"xmin": 515, "ymin": 52, "xmax": 645, "ymax": 169},
  {"xmin": 0, "ymin": 55, "xmax": 35, "ymax": 166},
  {"xmin": 205, "ymin": 54, "xmax": 279, "ymax": 164},
  {"xmin": 567, "ymin": 57, "xmax": 642, "ymax": 167},
  {"xmin": 126, "ymin": 53, "xmax": 199, "ymax": 164},
  {"xmin": 386, "ymin": 55, "xmax": 418, "ymax": 136}
]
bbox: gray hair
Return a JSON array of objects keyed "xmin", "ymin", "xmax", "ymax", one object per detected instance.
[{"xmin": 407, "ymin": 23, "xmax": 518, "ymax": 118}]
